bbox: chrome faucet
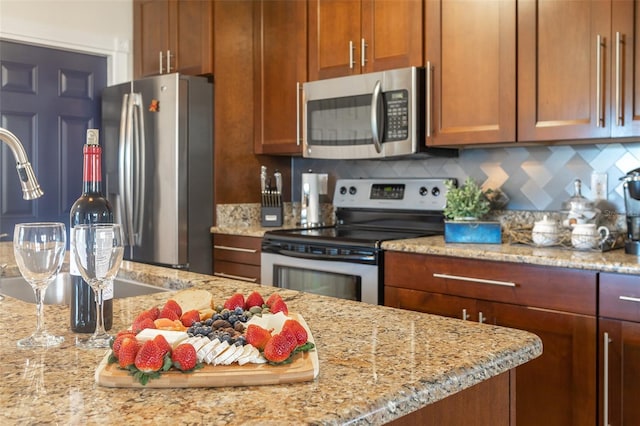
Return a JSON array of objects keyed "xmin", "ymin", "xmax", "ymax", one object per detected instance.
[{"xmin": 0, "ymin": 127, "xmax": 43, "ymax": 199}]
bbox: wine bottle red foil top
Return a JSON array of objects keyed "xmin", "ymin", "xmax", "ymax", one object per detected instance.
[{"xmin": 82, "ymin": 144, "xmax": 102, "ymax": 192}]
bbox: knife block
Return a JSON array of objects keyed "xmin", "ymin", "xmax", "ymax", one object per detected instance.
[{"xmin": 261, "ymin": 206, "xmax": 283, "ymax": 227}]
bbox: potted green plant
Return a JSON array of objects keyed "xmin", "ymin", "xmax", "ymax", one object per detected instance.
[{"xmin": 444, "ymin": 177, "xmax": 502, "ymax": 244}]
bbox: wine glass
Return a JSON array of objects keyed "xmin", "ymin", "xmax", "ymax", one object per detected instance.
[
  {"xmin": 13, "ymin": 222, "xmax": 66, "ymax": 348},
  {"xmin": 72, "ymin": 223, "xmax": 124, "ymax": 348}
]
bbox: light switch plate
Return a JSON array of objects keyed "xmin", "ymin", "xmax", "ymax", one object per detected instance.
[{"xmin": 591, "ymin": 172, "xmax": 608, "ymax": 200}]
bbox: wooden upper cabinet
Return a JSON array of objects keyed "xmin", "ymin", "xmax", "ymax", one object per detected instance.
[
  {"xmin": 612, "ymin": 0, "xmax": 640, "ymax": 138},
  {"xmin": 425, "ymin": 0, "xmax": 516, "ymax": 146},
  {"xmin": 518, "ymin": 0, "xmax": 612, "ymax": 141},
  {"xmin": 308, "ymin": 0, "xmax": 423, "ymax": 81},
  {"xmin": 253, "ymin": 0, "xmax": 307, "ymax": 155},
  {"xmin": 133, "ymin": 0, "xmax": 213, "ymax": 79}
]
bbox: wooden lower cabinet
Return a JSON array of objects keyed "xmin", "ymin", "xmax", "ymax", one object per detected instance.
[
  {"xmin": 384, "ymin": 251, "xmax": 597, "ymax": 426},
  {"xmin": 212, "ymin": 234, "xmax": 261, "ymax": 283},
  {"xmin": 390, "ymin": 370, "xmax": 515, "ymax": 426},
  {"xmin": 599, "ymin": 273, "xmax": 640, "ymax": 426}
]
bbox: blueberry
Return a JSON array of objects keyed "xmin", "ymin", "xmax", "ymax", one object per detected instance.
[
  {"xmin": 234, "ymin": 306, "xmax": 244, "ymax": 315},
  {"xmin": 228, "ymin": 314, "xmax": 238, "ymax": 324}
]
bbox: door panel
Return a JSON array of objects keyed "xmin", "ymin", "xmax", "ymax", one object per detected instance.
[{"xmin": 0, "ymin": 40, "xmax": 106, "ymax": 239}]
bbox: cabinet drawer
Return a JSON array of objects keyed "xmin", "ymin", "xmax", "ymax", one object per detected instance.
[
  {"xmin": 600, "ymin": 273, "xmax": 640, "ymax": 322},
  {"xmin": 213, "ymin": 260, "xmax": 261, "ymax": 283},
  {"xmin": 213, "ymin": 234, "xmax": 261, "ymax": 265},
  {"xmin": 385, "ymin": 252, "xmax": 596, "ymax": 315}
]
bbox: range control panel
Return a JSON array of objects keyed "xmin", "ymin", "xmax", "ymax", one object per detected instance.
[{"xmin": 333, "ymin": 178, "xmax": 456, "ymax": 211}]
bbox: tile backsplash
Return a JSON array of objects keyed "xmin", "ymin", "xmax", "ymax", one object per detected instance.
[{"xmin": 292, "ymin": 142, "xmax": 640, "ymax": 216}]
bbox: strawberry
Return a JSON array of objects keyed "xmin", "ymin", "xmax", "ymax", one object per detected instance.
[
  {"xmin": 263, "ymin": 332, "xmax": 296, "ymax": 363},
  {"xmin": 280, "ymin": 328, "xmax": 298, "ymax": 351},
  {"xmin": 244, "ymin": 291, "xmax": 265, "ymax": 309},
  {"xmin": 270, "ymin": 297, "xmax": 288, "ymax": 315},
  {"xmin": 134, "ymin": 339, "xmax": 166, "ymax": 373},
  {"xmin": 118, "ymin": 337, "xmax": 140, "ymax": 368},
  {"xmin": 153, "ymin": 335, "xmax": 172, "ymax": 357},
  {"xmin": 180, "ymin": 309, "xmax": 201, "ymax": 327},
  {"xmin": 162, "ymin": 299, "xmax": 182, "ymax": 318},
  {"xmin": 245, "ymin": 324, "xmax": 273, "ymax": 350},
  {"xmin": 112, "ymin": 331, "xmax": 136, "ymax": 359},
  {"xmin": 146, "ymin": 306, "xmax": 160, "ymax": 321},
  {"xmin": 281, "ymin": 319, "xmax": 308, "ymax": 346},
  {"xmin": 159, "ymin": 306, "xmax": 180, "ymax": 321},
  {"xmin": 265, "ymin": 293, "xmax": 282, "ymax": 307},
  {"xmin": 132, "ymin": 316, "xmax": 156, "ymax": 333},
  {"xmin": 171, "ymin": 343, "xmax": 197, "ymax": 371},
  {"xmin": 223, "ymin": 293, "xmax": 245, "ymax": 310}
]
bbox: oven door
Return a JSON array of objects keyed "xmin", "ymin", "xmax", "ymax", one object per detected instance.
[{"xmin": 260, "ymin": 252, "xmax": 380, "ymax": 305}]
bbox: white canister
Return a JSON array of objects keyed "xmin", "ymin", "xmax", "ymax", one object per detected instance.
[
  {"xmin": 532, "ymin": 215, "xmax": 560, "ymax": 246},
  {"xmin": 571, "ymin": 224, "xmax": 610, "ymax": 250}
]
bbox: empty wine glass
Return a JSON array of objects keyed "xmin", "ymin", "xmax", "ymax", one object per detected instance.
[
  {"xmin": 72, "ymin": 224, "xmax": 124, "ymax": 348},
  {"xmin": 13, "ymin": 222, "xmax": 66, "ymax": 348}
]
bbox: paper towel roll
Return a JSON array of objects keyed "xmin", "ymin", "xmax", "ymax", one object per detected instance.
[{"xmin": 301, "ymin": 172, "xmax": 320, "ymax": 226}]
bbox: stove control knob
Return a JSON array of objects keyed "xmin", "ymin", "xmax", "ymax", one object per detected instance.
[
  {"xmin": 349, "ymin": 186, "xmax": 357, "ymax": 195},
  {"xmin": 419, "ymin": 186, "xmax": 429, "ymax": 196},
  {"xmin": 340, "ymin": 186, "xmax": 347, "ymax": 195},
  {"xmin": 432, "ymin": 187, "xmax": 440, "ymax": 197}
]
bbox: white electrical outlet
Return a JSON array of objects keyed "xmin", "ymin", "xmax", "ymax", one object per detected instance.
[{"xmin": 591, "ymin": 172, "xmax": 608, "ymax": 200}]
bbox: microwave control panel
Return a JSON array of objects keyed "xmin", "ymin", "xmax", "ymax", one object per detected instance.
[{"xmin": 384, "ymin": 90, "xmax": 409, "ymax": 142}]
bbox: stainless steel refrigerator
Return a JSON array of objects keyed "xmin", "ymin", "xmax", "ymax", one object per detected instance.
[{"xmin": 101, "ymin": 73, "xmax": 213, "ymax": 274}]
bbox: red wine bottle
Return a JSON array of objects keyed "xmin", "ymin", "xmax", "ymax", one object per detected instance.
[{"xmin": 69, "ymin": 129, "xmax": 114, "ymax": 332}]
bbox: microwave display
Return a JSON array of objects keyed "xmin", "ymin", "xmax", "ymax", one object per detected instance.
[{"xmin": 307, "ymin": 89, "xmax": 409, "ymax": 146}]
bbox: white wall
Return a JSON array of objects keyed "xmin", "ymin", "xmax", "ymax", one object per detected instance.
[{"xmin": 0, "ymin": 0, "xmax": 133, "ymax": 84}]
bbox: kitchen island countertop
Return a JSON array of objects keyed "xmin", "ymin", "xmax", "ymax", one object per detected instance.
[{"xmin": 0, "ymin": 243, "xmax": 541, "ymax": 425}]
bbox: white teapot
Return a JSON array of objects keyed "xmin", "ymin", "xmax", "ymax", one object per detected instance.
[
  {"xmin": 532, "ymin": 215, "xmax": 560, "ymax": 246},
  {"xmin": 571, "ymin": 224, "xmax": 610, "ymax": 250}
]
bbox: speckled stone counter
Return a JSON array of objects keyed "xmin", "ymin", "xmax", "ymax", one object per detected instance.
[
  {"xmin": 0, "ymin": 243, "xmax": 541, "ymax": 425},
  {"xmin": 382, "ymin": 236, "xmax": 640, "ymax": 275}
]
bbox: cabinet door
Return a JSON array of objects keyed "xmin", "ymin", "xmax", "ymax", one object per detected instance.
[
  {"xmin": 518, "ymin": 0, "xmax": 611, "ymax": 141},
  {"xmin": 360, "ymin": 0, "xmax": 423, "ymax": 73},
  {"xmin": 425, "ymin": 0, "xmax": 515, "ymax": 146},
  {"xmin": 308, "ymin": 0, "xmax": 361, "ymax": 80},
  {"xmin": 384, "ymin": 287, "xmax": 477, "ymax": 321},
  {"xmin": 253, "ymin": 0, "xmax": 306, "ymax": 155},
  {"xmin": 612, "ymin": 0, "xmax": 640, "ymax": 138},
  {"xmin": 484, "ymin": 301, "xmax": 597, "ymax": 426},
  {"xmin": 134, "ymin": 0, "xmax": 170, "ymax": 78},
  {"xmin": 600, "ymin": 319, "xmax": 640, "ymax": 426},
  {"xmin": 173, "ymin": 0, "xmax": 214, "ymax": 76}
]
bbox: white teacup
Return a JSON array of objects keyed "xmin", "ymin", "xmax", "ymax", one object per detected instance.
[{"xmin": 571, "ymin": 224, "xmax": 610, "ymax": 250}]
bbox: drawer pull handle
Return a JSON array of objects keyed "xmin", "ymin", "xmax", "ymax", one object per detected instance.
[
  {"xmin": 619, "ymin": 295, "xmax": 640, "ymax": 303},
  {"xmin": 433, "ymin": 273, "xmax": 516, "ymax": 288},
  {"xmin": 214, "ymin": 272, "xmax": 257, "ymax": 283},
  {"xmin": 214, "ymin": 245, "xmax": 257, "ymax": 254}
]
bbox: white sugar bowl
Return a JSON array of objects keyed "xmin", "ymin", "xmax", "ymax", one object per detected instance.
[
  {"xmin": 571, "ymin": 224, "xmax": 610, "ymax": 250},
  {"xmin": 532, "ymin": 215, "xmax": 560, "ymax": 246}
]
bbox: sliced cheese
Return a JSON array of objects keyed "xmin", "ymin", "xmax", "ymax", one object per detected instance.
[
  {"xmin": 214, "ymin": 344, "xmax": 241, "ymax": 366},
  {"xmin": 222, "ymin": 344, "xmax": 247, "ymax": 365},
  {"xmin": 235, "ymin": 345, "xmax": 256, "ymax": 366},
  {"xmin": 135, "ymin": 329, "xmax": 189, "ymax": 347},
  {"xmin": 197, "ymin": 339, "xmax": 220, "ymax": 363},
  {"xmin": 205, "ymin": 340, "xmax": 229, "ymax": 364}
]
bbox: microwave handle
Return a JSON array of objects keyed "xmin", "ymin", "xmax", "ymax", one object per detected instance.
[{"xmin": 370, "ymin": 80, "xmax": 383, "ymax": 153}]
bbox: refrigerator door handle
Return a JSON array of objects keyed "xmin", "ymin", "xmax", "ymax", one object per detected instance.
[
  {"xmin": 121, "ymin": 93, "xmax": 136, "ymax": 249},
  {"xmin": 132, "ymin": 92, "xmax": 146, "ymax": 246}
]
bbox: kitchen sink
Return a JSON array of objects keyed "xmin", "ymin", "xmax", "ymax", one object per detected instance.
[{"xmin": 0, "ymin": 273, "xmax": 171, "ymax": 305}]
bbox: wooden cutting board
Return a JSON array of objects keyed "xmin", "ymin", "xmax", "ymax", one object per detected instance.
[{"xmin": 95, "ymin": 314, "xmax": 319, "ymax": 388}]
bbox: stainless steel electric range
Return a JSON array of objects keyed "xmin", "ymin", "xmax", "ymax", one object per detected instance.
[{"xmin": 261, "ymin": 178, "xmax": 454, "ymax": 305}]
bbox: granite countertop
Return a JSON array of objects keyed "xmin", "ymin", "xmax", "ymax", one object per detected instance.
[
  {"xmin": 0, "ymin": 243, "xmax": 541, "ymax": 425},
  {"xmin": 381, "ymin": 235, "xmax": 640, "ymax": 275}
]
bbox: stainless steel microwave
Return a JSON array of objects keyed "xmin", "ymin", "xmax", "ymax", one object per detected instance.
[{"xmin": 302, "ymin": 67, "xmax": 455, "ymax": 160}]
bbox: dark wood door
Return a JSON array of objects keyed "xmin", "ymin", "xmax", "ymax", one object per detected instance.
[
  {"xmin": 253, "ymin": 0, "xmax": 306, "ymax": 155},
  {"xmin": 612, "ymin": 0, "xmax": 640, "ymax": 138},
  {"xmin": 174, "ymin": 0, "xmax": 214, "ymax": 76},
  {"xmin": 0, "ymin": 40, "xmax": 106, "ymax": 239},
  {"xmin": 600, "ymin": 319, "xmax": 640, "ymax": 426},
  {"xmin": 134, "ymin": 0, "xmax": 170, "ymax": 78},
  {"xmin": 518, "ymin": 0, "xmax": 612, "ymax": 141},
  {"xmin": 483, "ymin": 301, "xmax": 597, "ymax": 426},
  {"xmin": 425, "ymin": 0, "xmax": 516, "ymax": 146}
]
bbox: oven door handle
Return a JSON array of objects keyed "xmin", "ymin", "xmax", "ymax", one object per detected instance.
[{"xmin": 274, "ymin": 248, "xmax": 376, "ymax": 263}]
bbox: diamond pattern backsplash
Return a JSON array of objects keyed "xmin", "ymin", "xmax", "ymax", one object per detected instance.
[{"xmin": 292, "ymin": 142, "xmax": 640, "ymax": 215}]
